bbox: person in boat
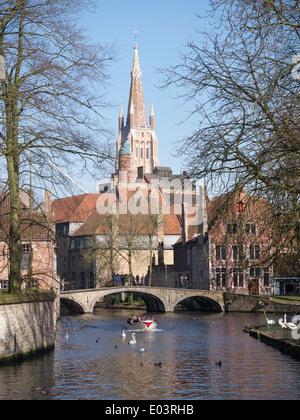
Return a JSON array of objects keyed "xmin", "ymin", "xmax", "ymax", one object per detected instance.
[
  {"xmin": 127, "ymin": 315, "xmax": 139, "ymax": 324},
  {"xmin": 127, "ymin": 314, "xmax": 157, "ymax": 324}
]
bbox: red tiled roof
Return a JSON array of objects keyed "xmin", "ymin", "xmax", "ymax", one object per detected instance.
[
  {"xmin": 71, "ymin": 210, "xmax": 183, "ymax": 237},
  {"xmin": 52, "ymin": 193, "xmax": 101, "ymax": 223},
  {"xmin": 0, "ymin": 193, "xmax": 54, "ymax": 241}
]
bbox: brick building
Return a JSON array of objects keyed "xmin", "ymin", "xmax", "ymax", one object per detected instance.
[
  {"xmin": 52, "ymin": 179, "xmax": 185, "ymax": 290},
  {"xmin": 0, "ymin": 190, "xmax": 56, "ymax": 291},
  {"xmin": 173, "ymin": 190, "xmax": 275, "ymax": 295}
]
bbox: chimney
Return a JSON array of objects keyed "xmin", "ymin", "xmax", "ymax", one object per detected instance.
[
  {"xmin": 181, "ymin": 203, "xmax": 189, "ymax": 245},
  {"xmin": 45, "ymin": 189, "xmax": 51, "ymax": 219}
]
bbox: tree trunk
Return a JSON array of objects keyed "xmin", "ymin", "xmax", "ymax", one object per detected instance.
[
  {"xmin": 6, "ymin": 154, "xmax": 22, "ymax": 293},
  {"xmin": 148, "ymin": 236, "xmax": 153, "ymax": 287}
]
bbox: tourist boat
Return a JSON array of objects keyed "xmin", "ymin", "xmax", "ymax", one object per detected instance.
[{"xmin": 127, "ymin": 315, "xmax": 158, "ymax": 331}]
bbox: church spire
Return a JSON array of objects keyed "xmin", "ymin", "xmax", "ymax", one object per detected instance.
[
  {"xmin": 115, "ymin": 41, "xmax": 159, "ymax": 177},
  {"xmin": 126, "ymin": 43, "xmax": 147, "ymax": 127}
]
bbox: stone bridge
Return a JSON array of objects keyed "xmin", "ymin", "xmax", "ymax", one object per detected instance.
[{"xmin": 60, "ymin": 286, "xmax": 226, "ymax": 314}]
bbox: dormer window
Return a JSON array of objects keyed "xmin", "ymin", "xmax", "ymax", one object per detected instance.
[{"xmin": 237, "ymin": 201, "xmax": 243, "ymax": 213}]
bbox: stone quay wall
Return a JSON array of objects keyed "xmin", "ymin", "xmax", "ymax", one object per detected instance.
[{"xmin": 0, "ymin": 292, "xmax": 57, "ymax": 364}]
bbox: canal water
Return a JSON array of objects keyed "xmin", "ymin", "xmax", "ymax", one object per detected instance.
[{"xmin": 0, "ymin": 310, "xmax": 300, "ymax": 400}]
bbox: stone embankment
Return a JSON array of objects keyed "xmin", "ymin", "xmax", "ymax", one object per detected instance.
[
  {"xmin": 224, "ymin": 292, "xmax": 300, "ymax": 314},
  {"xmin": 0, "ymin": 291, "xmax": 58, "ymax": 364},
  {"xmin": 245, "ymin": 325, "xmax": 300, "ymax": 360}
]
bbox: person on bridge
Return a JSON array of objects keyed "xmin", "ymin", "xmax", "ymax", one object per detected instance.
[
  {"xmin": 115, "ymin": 273, "xmax": 120, "ymax": 286},
  {"xmin": 248, "ymin": 279, "xmax": 252, "ymax": 295}
]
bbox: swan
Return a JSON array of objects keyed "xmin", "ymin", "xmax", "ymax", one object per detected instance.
[
  {"xmin": 282, "ymin": 315, "xmax": 298, "ymax": 330},
  {"xmin": 128, "ymin": 333, "xmax": 137, "ymax": 345},
  {"xmin": 286, "ymin": 322, "xmax": 298, "ymax": 330},
  {"xmin": 122, "ymin": 330, "xmax": 126, "ymax": 338},
  {"xmin": 139, "ymin": 346, "xmax": 145, "ymax": 353},
  {"xmin": 278, "ymin": 318, "xmax": 288, "ymax": 329},
  {"xmin": 266, "ymin": 317, "xmax": 276, "ymax": 325}
]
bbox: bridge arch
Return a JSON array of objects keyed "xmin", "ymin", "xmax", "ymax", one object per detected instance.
[
  {"xmin": 90, "ymin": 288, "xmax": 167, "ymax": 313},
  {"xmin": 174, "ymin": 294, "xmax": 223, "ymax": 312},
  {"xmin": 60, "ymin": 297, "xmax": 85, "ymax": 315}
]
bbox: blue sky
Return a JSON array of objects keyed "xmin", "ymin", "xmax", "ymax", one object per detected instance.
[{"xmin": 78, "ymin": 0, "xmax": 212, "ymax": 193}]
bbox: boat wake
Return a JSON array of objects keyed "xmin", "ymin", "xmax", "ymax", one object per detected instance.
[{"xmin": 126, "ymin": 328, "xmax": 162, "ymax": 332}]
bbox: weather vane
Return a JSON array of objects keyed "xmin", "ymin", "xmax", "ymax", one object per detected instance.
[{"xmin": 134, "ymin": 30, "xmax": 138, "ymax": 44}]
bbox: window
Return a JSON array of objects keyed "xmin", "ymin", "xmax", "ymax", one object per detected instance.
[
  {"xmin": 81, "ymin": 272, "xmax": 85, "ymax": 289},
  {"xmin": 250, "ymin": 267, "xmax": 260, "ymax": 278},
  {"xmin": 239, "ymin": 272, "xmax": 244, "ymax": 288},
  {"xmin": 146, "ymin": 148, "xmax": 149, "ymax": 159},
  {"xmin": 245, "ymin": 224, "xmax": 256, "ymax": 234},
  {"xmin": 21, "ymin": 244, "xmax": 30, "ymax": 270},
  {"xmin": 0, "ymin": 279, "xmax": 9, "ymax": 290},
  {"xmin": 216, "ymin": 245, "xmax": 226, "ymax": 260},
  {"xmin": 264, "ymin": 268, "xmax": 270, "ymax": 287},
  {"xmin": 233, "ymin": 270, "xmax": 244, "ymax": 288},
  {"xmin": 232, "ymin": 245, "xmax": 243, "ymax": 261},
  {"xmin": 250, "ymin": 245, "xmax": 260, "ymax": 260},
  {"xmin": 89, "ymin": 272, "xmax": 95, "ymax": 288},
  {"xmin": 22, "ymin": 244, "xmax": 30, "ymax": 254},
  {"xmin": 227, "ymin": 223, "xmax": 237, "ymax": 234},
  {"xmin": 216, "ymin": 268, "xmax": 226, "ymax": 288},
  {"xmin": 141, "ymin": 148, "xmax": 143, "ymax": 159},
  {"xmin": 232, "ymin": 245, "xmax": 237, "ymax": 261}
]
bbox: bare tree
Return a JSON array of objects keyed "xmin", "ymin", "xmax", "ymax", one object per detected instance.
[
  {"xmin": 80, "ymin": 214, "xmax": 120, "ymax": 287},
  {"xmin": 161, "ymin": 0, "xmax": 300, "ymax": 266},
  {"xmin": 0, "ymin": 0, "xmax": 115, "ymax": 293}
]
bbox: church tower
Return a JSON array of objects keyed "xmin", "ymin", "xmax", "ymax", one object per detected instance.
[{"xmin": 116, "ymin": 43, "xmax": 159, "ymax": 178}]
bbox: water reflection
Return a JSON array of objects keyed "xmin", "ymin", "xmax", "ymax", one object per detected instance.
[{"xmin": 0, "ymin": 310, "xmax": 300, "ymax": 400}]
